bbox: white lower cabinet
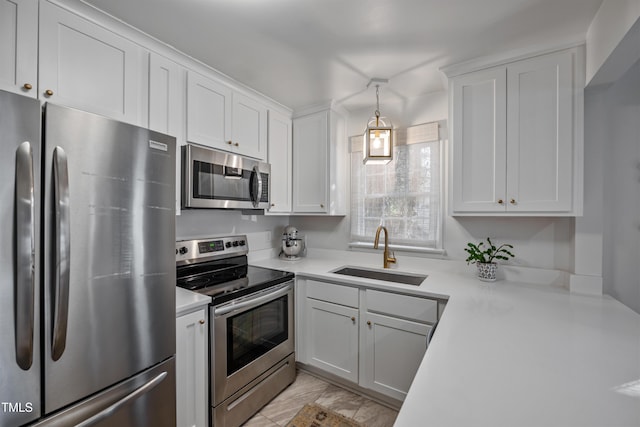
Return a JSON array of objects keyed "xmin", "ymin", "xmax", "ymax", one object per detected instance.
[
  {"xmin": 176, "ymin": 308, "xmax": 208, "ymax": 427},
  {"xmin": 306, "ymin": 298, "xmax": 359, "ymax": 382},
  {"xmin": 360, "ymin": 312, "xmax": 430, "ymax": 401},
  {"xmin": 298, "ymin": 278, "xmax": 438, "ymax": 402}
]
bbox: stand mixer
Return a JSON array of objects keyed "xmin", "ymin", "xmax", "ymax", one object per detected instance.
[{"xmin": 280, "ymin": 225, "xmax": 306, "ymax": 260}]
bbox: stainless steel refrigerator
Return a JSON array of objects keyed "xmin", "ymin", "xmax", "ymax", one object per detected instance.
[{"xmin": 0, "ymin": 90, "xmax": 177, "ymax": 426}]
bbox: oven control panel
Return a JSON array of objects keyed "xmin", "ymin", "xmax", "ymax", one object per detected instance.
[{"xmin": 176, "ymin": 235, "xmax": 248, "ymax": 264}]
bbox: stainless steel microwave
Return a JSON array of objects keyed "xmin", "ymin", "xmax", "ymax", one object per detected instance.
[{"xmin": 182, "ymin": 144, "xmax": 270, "ymax": 209}]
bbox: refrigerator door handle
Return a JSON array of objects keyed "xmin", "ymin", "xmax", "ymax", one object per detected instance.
[
  {"xmin": 74, "ymin": 371, "xmax": 168, "ymax": 427},
  {"xmin": 52, "ymin": 146, "xmax": 70, "ymax": 361},
  {"xmin": 15, "ymin": 141, "xmax": 35, "ymax": 370}
]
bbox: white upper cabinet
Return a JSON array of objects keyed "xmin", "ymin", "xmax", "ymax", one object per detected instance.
[
  {"xmin": 39, "ymin": 0, "xmax": 146, "ymax": 125},
  {"xmin": 0, "ymin": 0, "xmax": 37, "ymax": 97},
  {"xmin": 232, "ymin": 92, "xmax": 267, "ymax": 159},
  {"xmin": 292, "ymin": 107, "xmax": 347, "ymax": 215},
  {"xmin": 186, "ymin": 71, "xmax": 267, "ymax": 160},
  {"xmin": 449, "ymin": 47, "xmax": 584, "ymax": 216},
  {"xmin": 267, "ymin": 110, "xmax": 293, "ymax": 213},
  {"xmin": 149, "ymin": 52, "xmax": 185, "ymax": 214},
  {"xmin": 149, "ymin": 53, "xmax": 184, "ymax": 138},
  {"xmin": 506, "ymin": 51, "xmax": 574, "ymax": 213},
  {"xmin": 186, "ymin": 71, "xmax": 232, "ymax": 151},
  {"xmin": 451, "ymin": 67, "xmax": 507, "ymax": 213},
  {"xmin": 293, "ymin": 110, "xmax": 328, "ymax": 213}
]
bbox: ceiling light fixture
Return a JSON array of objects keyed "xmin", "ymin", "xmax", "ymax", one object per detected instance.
[{"xmin": 363, "ymin": 78, "xmax": 393, "ymax": 165}]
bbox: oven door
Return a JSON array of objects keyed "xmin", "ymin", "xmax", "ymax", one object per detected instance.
[
  {"xmin": 211, "ymin": 281, "xmax": 294, "ymax": 405},
  {"xmin": 183, "ymin": 144, "xmax": 270, "ymax": 209}
]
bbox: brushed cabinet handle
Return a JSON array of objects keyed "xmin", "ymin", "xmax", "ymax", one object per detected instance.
[
  {"xmin": 23, "ymin": 83, "xmax": 33, "ymax": 90},
  {"xmin": 234, "ymin": 142, "xmax": 239, "ymax": 147},
  {"xmin": 45, "ymin": 89, "xmax": 54, "ymax": 97},
  {"xmin": 350, "ymin": 317, "xmax": 356, "ymax": 323},
  {"xmin": 15, "ymin": 141, "xmax": 35, "ymax": 370},
  {"xmin": 52, "ymin": 146, "xmax": 70, "ymax": 361},
  {"xmin": 320, "ymin": 204, "xmax": 324, "ymax": 208},
  {"xmin": 366, "ymin": 321, "xmax": 372, "ymax": 326},
  {"xmin": 199, "ymin": 319, "xmax": 205, "ymax": 325},
  {"xmin": 227, "ymin": 141, "xmax": 233, "ymax": 145},
  {"xmin": 510, "ymin": 199, "xmax": 516, "ymax": 205},
  {"xmin": 497, "ymin": 199, "xmax": 504, "ymax": 205}
]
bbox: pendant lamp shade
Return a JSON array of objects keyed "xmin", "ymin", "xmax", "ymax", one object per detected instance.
[{"xmin": 363, "ymin": 83, "xmax": 393, "ymax": 165}]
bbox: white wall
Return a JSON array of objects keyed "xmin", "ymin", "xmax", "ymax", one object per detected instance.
[
  {"xmin": 293, "ymin": 89, "xmax": 575, "ymax": 271},
  {"xmin": 586, "ymin": 0, "xmax": 640, "ymax": 85},
  {"xmin": 176, "ymin": 210, "xmax": 289, "ymax": 251},
  {"xmin": 593, "ymin": 59, "xmax": 640, "ymax": 313}
]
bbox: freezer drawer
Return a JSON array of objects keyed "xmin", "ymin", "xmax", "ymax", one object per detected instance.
[{"xmin": 32, "ymin": 357, "xmax": 176, "ymax": 427}]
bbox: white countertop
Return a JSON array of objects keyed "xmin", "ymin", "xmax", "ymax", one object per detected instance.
[
  {"xmin": 176, "ymin": 287, "xmax": 211, "ymax": 317},
  {"xmin": 251, "ymin": 249, "xmax": 640, "ymax": 427}
]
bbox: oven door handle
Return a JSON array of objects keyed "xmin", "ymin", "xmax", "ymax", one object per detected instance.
[{"xmin": 214, "ymin": 283, "xmax": 291, "ymax": 316}]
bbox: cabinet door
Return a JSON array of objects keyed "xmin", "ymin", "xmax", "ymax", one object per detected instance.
[
  {"xmin": 186, "ymin": 71, "xmax": 232, "ymax": 150},
  {"xmin": 149, "ymin": 53, "xmax": 184, "ymax": 214},
  {"xmin": 293, "ymin": 111, "xmax": 328, "ymax": 213},
  {"xmin": 451, "ymin": 67, "xmax": 507, "ymax": 213},
  {"xmin": 267, "ymin": 110, "xmax": 293, "ymax": 213},
  {"xmin": 176, "ymin": 309, "xmax": 208, "ymax": 427},
  {"xmin": 39, "ymin": 0, "xmax": 145, "ymax": 125},
  {"xmin": 361, "ymin": 312, "xmax": 430, "ymax": 401},
  {"xmin": 232, "ymin": 92, "xmax": 267, "ymax": 159},
  {"xmin": 0, "ymin": 0, "xmax": 37, "ymax": 97},
  {"xmin": 306, "ymin": 298, "xmax": 359, "ymax": 382},
  {"xmin": 506, "ymin": 51, "xmax": 573, "ymax": 212}
]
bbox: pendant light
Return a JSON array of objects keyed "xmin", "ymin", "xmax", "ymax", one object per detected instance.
[{"xmin": 363, "ymin": 80, "xmax": 393, "ymax": 165}]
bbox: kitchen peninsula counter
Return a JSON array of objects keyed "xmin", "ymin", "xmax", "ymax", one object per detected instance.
[{"xmin": 251, "ymin": 249, "xmax": 640, "ymax": 427}]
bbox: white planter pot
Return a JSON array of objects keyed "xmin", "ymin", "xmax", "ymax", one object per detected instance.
[{"xmin": 477, "ymin": 262, "xmax": 497, "ymax": 282}]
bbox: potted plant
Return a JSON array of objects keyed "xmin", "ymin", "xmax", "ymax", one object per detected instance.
[{"xmin": 464, "ymin": 237, "xmax": 515, "ymax": 282}]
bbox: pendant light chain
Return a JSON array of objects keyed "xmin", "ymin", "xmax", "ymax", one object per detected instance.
[{"xmin": 375, "ymin": 85, "xmax": 381, "ymax": 127}]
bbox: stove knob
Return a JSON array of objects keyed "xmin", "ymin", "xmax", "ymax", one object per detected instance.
[
  {"xmin": 179, "ymin": 246, "xmax": 188, "ymax": 255},
  {"xmin": 225, "ymin": 241, "xmax": 231, "ymax": 248},
  {"xmin": 232, "ymin": 241, "xmax": 239, "ymax": 247},
  {"xmin": 239, "ymin": 240, "xmax": 246, "ymax": 246}
]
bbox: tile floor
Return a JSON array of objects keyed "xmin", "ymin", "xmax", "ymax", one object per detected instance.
[{"xmin": 243, "ymin": 370, "xmax": 398, "ymax": 427}]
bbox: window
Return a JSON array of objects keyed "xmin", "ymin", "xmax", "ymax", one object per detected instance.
[{"xmin": 350, "ymin": 121, "xmax": 443, "ymax": 251}]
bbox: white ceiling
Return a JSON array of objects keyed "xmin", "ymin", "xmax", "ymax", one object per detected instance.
[{"xmin": 81, "ymin": 0, "xmax": 602, "ymax": 112}]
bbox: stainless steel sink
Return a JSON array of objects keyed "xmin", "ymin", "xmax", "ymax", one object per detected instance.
[{"xmin": 332, "ymin": 266, "xmax": 427, "ymax": 286}]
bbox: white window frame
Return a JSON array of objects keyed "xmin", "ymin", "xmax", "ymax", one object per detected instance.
[{"xmin": 349, "ymin": 121, "xmax": 445, "ymax": 255}]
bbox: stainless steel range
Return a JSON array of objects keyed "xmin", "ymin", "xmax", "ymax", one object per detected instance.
[{"xmin": 176, "ymin": 236, "xmax": 296, "ymax": 427}]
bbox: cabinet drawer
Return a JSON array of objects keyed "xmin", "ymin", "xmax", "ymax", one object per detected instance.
[
  {"xmin": 306, "ymin": 280, "xmax": 358, "ymax": 308},
  {"xmin": 365, "ymin": 290, "xmax": 437, "ymax": 324}
]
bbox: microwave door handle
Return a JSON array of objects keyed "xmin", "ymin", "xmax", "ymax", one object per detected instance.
[
  {"xmin": 52, "ymin": 146, "xmax": 70, "ymax": 361},
  {"xmin": 214, "ymin": 283, "xmax": 290, "ymax": 316},
  {"xmin": 250, "ymin": 166, "xmax": 262, "ymax": 208},
  {"xmin": 15, "ymin": 141, "xmax": 35, "ymax": 370}
]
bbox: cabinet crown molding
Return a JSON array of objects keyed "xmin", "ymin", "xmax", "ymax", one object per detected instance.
[
  {"xmin": 440, "ymin": 41, "xmax": 585, "ymax": 78},
  {"xmin": 293, "ymin": 100, "xmax": 349, "ymax": 119}
]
